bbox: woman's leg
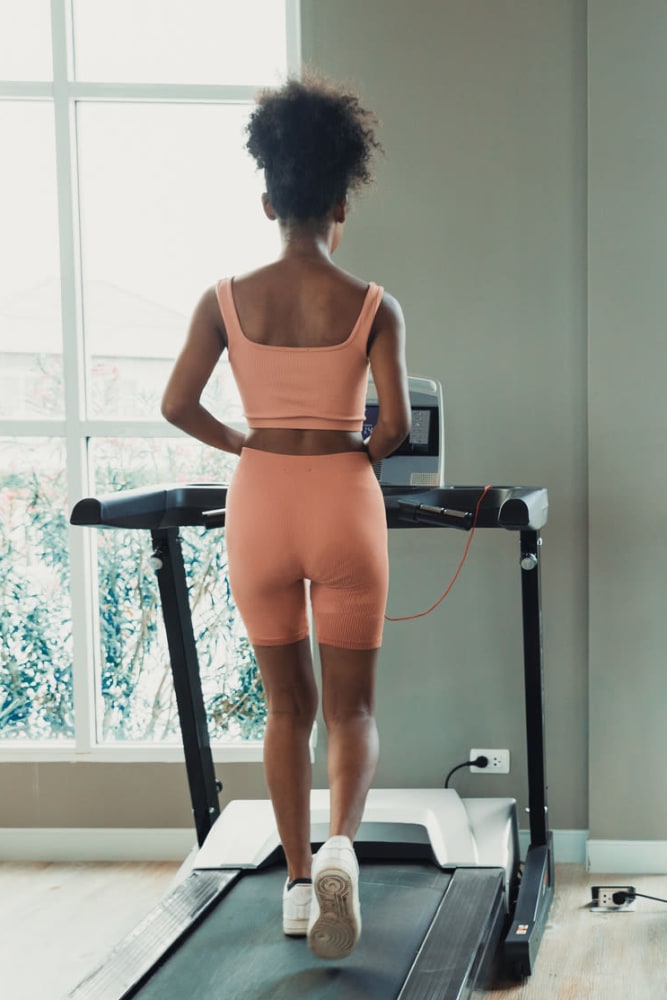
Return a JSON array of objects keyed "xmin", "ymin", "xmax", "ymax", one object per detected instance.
[
  {"xmin": 319, "ymin": 644, "xmax": 380, "ymax": 840},
  {"xmin": 306, "ymin": 644, "xmax": 378, "ymax": 958},
  {"xmin": 253, "ymin": 636, "xmax": 318, "ymax": 881}
]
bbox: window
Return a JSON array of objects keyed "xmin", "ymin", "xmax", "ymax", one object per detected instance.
[
  {"xmin": 0, "ymin": 0, "xmax": 299, "ymax": 761},
  {"xmin": 0, "ymin": 101, "xmax": 63, "ymax": 419}
]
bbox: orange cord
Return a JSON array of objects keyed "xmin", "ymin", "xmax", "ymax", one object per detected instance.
[{"xmin": 384, "ymin": 484, "xmax": 494, "ymax": 622}]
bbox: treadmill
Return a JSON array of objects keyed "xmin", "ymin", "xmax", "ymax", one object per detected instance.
[{"xmin": 66, "ymin": 473, "xmax": 553, "ymax": 1000}]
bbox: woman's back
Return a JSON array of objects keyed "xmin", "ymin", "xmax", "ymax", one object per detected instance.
[
  {"xmin": 217, "ymin": 267, "xmax": 383, "ymax": 435},
  {"xmin": 230, "ymin": 260, "xmax": 372, "ymax": 350}
]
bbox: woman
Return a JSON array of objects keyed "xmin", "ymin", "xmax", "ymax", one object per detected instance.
[{"xmin": 162, "ymin": 73, "xmax": 410, "ymax": 960}]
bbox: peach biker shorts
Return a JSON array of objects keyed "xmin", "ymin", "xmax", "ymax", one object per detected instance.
[{"xmin": 224, "ymin": 448, "xmax": 389, "ymax": 650}]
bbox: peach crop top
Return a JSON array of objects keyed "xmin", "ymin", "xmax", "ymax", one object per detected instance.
[{"xmin": 215, "ymin": 278, "xmax": 384, "ymax": 431}]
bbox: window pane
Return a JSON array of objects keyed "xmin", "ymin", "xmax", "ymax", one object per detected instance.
[
  {"xmin": 0, "ymin": 102, "xmax": 63, "ymax": 418},
  {"xmin": 90, "ymin": 437, "xmax": 265, "ymax": 743},
  {"xmin": 0, "ymin": 0, "xmax": 52, "ymax": 80},
  {"xmin": 72, "ymin": 0, "xmax": 287, "ymax": 85},
  {"xmin": 77, "ymin": 102, "xmax": 276, "ymax": 420},
  {"xmin": 0, "ymin": 438, "xmax": 73, "ymax": 741}
]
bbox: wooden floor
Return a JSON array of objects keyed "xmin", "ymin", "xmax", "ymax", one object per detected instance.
[{"xmin": 2, "ymin": 862, "xmax": 667, "ymax": 1000}]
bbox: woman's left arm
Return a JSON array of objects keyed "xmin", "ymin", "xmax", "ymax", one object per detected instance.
[{"xmin": 161, "ymin": 286, "xmax": 246, "ymax": 455}]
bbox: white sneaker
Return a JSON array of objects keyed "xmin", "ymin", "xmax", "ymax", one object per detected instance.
[
  {"xmin": 282, "ymin": 878, "xmax": 312, "ymax": 936},
  {"xmin": 308, "ymin": 836, "xmax": 361, "ymax": 960}
]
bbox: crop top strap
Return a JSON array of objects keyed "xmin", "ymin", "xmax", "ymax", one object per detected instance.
[
  {"xmin": 353, "ymin": 282, "xmax": 384, "ymax": 350},
  {"xmin": 215, "ymin": 278, "xmax": 239, "ymax": 344}
]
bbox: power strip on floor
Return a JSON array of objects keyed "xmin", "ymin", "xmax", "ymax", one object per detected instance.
[{"xmin": 590, "ymin": 885, "xmax": 636, "ymax": 912}]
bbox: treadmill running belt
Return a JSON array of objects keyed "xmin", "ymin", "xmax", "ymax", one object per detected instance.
[{"xmin": 136, "ymin": 863, "xmax": 452, "ymax": 999}]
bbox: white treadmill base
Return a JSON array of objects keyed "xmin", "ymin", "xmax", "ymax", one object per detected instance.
[{"xmin": 194, "ymin": 789, "xmax": 519, "ymax": 899}]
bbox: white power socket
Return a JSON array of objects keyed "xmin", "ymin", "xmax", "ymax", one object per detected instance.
[
  {"xmin": 591, "ymin": 886, "xmax": 636, "ymax": 911},
  {"xmin": 469, "ymin": 748, "xmax": 510, "ymax": 773}
]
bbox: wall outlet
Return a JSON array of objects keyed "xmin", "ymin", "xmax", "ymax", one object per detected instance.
[
  {"xmin": 469, "ymin": 748, "xmax": 510, "ymax": 773},
  {"xmin": 591, "ymin": 886, "xmax": 636, "ymax": 911}
]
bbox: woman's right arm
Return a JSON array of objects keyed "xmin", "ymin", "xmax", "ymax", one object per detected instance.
[
  {"xmin": 366, "ymin": 292, "xmax": 411, "ymax": 462},
  {"xmin": 161, "ymin": 287, "xmax": 246, "ymax": 455}
]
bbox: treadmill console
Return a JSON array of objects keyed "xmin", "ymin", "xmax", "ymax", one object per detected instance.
[{"xmin": 365, "ymin": 375, "xmax": 444, "ymax": 488}]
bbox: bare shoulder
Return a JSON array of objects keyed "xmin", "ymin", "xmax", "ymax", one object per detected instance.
[
  {"xmin": 203, "ymin": 283, "xmax": 223, "ymax": 310},
  {"xmin": 375, "ymin": 288, "xmax": 405, "ymax": 329},
  {"xmin": 367, "ymin": 288, "xmax": 407, "ymax": 362},
  {"xmin": 189, "ymin": 284, "xmax": 227, "ymax": 345},
  {"xmin": 205, "ymin": 283, "xmax": 226, "ymax": 321}
]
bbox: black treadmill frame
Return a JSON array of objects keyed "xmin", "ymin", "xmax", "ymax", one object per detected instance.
[
  {"xmin": 149, "ymin": 526, "xmax": 221, "ymax": 846},
  {"xmin": 68, "ymin": 483, "xmax": 554, "ymax": 993}
]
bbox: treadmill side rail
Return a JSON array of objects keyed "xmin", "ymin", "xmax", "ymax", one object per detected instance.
[
  {"xmin": 65, "ymin": 870, "xmax": 240, "ymax": 1000},
  {"xmin": 398, "ymin": 868, "xmax": 506, "ymax": 1000},
  {"xmin": 503, "ymin": 833, "xmax": 555, "ymax": 979}
]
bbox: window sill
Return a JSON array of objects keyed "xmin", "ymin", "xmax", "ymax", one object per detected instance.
[
  {"xmin": 0, "ymin": 724, "xmax": 318, "ymax": 764},
  {"xmin": 0, "ymin": 742, "xmax": 265, "ymax": 764}
]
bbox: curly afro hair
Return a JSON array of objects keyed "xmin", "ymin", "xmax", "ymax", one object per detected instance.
[{"xmin": 245, "ymin": 73, "xmax": 382, "ymax": 222}]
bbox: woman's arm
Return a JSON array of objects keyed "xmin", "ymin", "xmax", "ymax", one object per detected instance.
[
  {"xmin": 161, "ymin": 286, "xmax": 246, "ymax": 455},
  {"xmin": 366, "ymin": 292, "xmax": 411, "ymax": 462}
]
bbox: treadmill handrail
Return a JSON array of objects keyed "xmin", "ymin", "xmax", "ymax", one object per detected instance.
[
  {"xmin": 70, "ymin": 482, "xmax": 230, "ymax": 529},
  {"xmin": 71, "ymin": 482, "xmax": 548, "ymax": 531}
]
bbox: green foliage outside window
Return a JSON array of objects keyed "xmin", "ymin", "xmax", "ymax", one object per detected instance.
[
  {"xmin": 0, "ymin": 464, "xmax": 74, "ymax": 739},
  {"xmin": 96, "ymin": 518, "xmax": 266, "ymax": 743},
  {"xmin": 0, "ymin": 447, "xmax": 266, "ymax": 744}
]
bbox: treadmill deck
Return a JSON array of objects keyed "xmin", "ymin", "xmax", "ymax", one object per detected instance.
[{"xmin": 70, "ymin": 862, "xmax": 505, "ymax": 1000}]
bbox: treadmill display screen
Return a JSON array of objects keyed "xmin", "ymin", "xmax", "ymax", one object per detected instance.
[{"xmin": 363, "ymin": 405, "xmax": 439, "ymax": 457}]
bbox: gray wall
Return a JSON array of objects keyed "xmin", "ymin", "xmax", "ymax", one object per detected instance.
[
  {"xmin": 6, "ymin": 1, "xmax": 667, "ymax": 849},
  {"xmin": 303, "ymin": 0, "xmax": 588, "ymax": 832},
  {"xmin": 588, "ymin": 0, "xmax": 667, "ymax": 841}
]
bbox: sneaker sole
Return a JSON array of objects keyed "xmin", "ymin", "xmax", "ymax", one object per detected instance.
[
  {"xmin": 308, "ymin": 867, "xmax": 360, "ymax": 960},
  {"xmin": 283, "ymin": 919, "xmax": 308, "ymax": 937}
]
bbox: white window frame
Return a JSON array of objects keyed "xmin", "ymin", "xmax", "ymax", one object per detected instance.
[{"xmin": 0, "ymin": 0, "xmax": 301, "ymax": 764}]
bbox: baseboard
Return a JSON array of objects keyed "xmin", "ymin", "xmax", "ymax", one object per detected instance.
[
  {"xmin": 519, "ymin": 828, "xmax": 587, "ymax": 864},
  {"xmin": 0, "ymin": 828, "xmax": 196, "ymax": 862},
  {"xmin": 1, "ymin": 826, "xmax": 589, "ymax": 864},
  {"xmin": 587, "ymin": 839, "xmax": 667, "ymax": 874},
  {"xmin": 10, "ymin": 828, "xmax": 659, "ymax": 876}
]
